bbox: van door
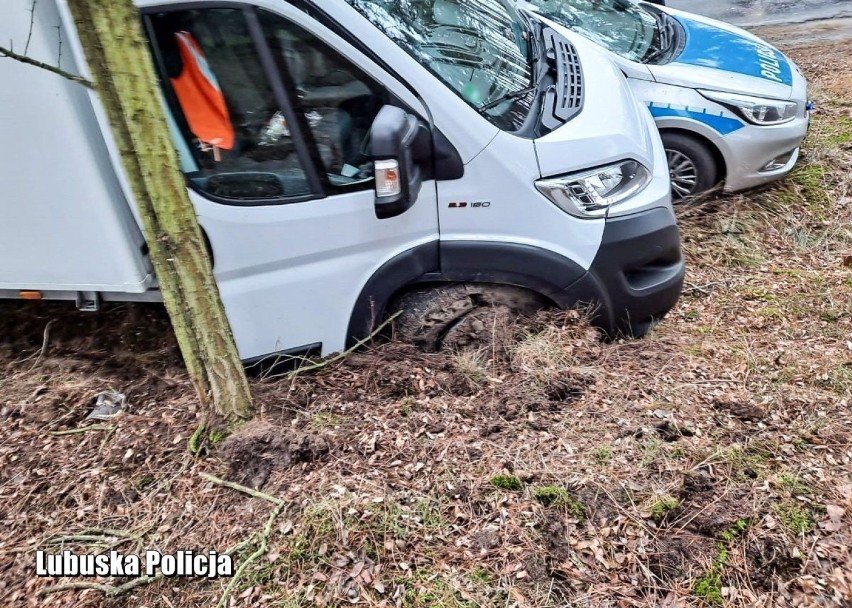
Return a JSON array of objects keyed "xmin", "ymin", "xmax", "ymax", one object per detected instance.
[{"xmin": 143, "ymin": 3, "xmax": 439, "ymax": 361}]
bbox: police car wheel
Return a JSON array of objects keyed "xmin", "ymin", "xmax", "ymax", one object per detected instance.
[
  {"xmin": 661, "ymin": 132, "xmax": 719, "ymax": 199},
  {"xmin": 390, "ymin": 283, "xmax": 548, "ymax": 352}
]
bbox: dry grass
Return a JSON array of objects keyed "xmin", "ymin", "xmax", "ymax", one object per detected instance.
[{"xmin": 1, "ymin": 39, "xmax": 851, "ymax": 608}]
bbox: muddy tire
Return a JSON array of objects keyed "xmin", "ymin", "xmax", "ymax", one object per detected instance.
[
  {"xmin": 389, "ymin": 283, "xmax": 549, "ymax": 352},
  {"xmin": 661, "ymin": 132, "xmax": 720, "ymax": 199}
]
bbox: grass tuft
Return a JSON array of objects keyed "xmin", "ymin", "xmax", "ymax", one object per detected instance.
[
  {"xmin": 591, "ymin": 445, "xmax": 612, "ymax": 466},
  {"xmin": 310, "ymin": 411, "xmax": 343, "ymax": 428},
  {"xmin": 452, "ymin": 349, "xmax": 488, "ymax": 388},
  {"xmin": 650, "ymin": 496, "xmax": 679, "ymax": 523},
  {"xmin": 776, "ymin": 473, "xmax": 811, "ymax": 496},
  {"xmin": 774, "ymin": 502, "xmax": 815, "ymax": 535},
  {"xmin": 693, "ymin": 569, "xmax": 724, "ymax": 607},
  {"xmin": 719, "ymin": 518, "xmax": 749, "ymax": 543},
  {"xmin": 532, "ymin": 485, "xmax": 585, "ymax": 518}
]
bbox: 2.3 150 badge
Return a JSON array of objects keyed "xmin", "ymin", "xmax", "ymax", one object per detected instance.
[{"xmin": 448, "ymin": 201, "xmax": 491, "ymax": 208}]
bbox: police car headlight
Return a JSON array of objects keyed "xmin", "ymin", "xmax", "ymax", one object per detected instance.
[
  {"xmin": 535, "ymin": 160, "xmax": 651, "ymax": 218},
  {"xmin": 699, "ymin": 90, "xmax": 798, "ymax": 126}
]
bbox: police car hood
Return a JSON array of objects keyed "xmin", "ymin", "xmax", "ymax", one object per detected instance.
[
  {"xmin": 648, "ymin": 7, "xmax": 795, "ymax": 100},
  {"xmin": 531, "ymin": 18, "xmax": 657, "ymax": 177}
]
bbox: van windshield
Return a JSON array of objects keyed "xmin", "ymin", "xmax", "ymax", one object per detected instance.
[
  {"xmin": 345, "ymin": 0, "xmax": 536, "ymax": 131},
  {"xmin": 523, "ymin": 0, "xmax": 661, "ymax": 63}
]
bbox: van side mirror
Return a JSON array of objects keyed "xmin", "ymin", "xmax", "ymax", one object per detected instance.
[{"xmin": 370, "ymin": 105, "xmax": 423, "ymax": 219}]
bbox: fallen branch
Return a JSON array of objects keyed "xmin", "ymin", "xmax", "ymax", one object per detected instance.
[
  {"xmin": 15, "ymin": 319, "xmax": 55, "ymax": 367},
  {"xmin": 38, "ymin": 574, "xmax": 163, "ymax": 598},
  {"xmin": 25, "ymin": 0, "xmax": 38, "ymax": 55},
  {"xmin": 46, "ymin": 535, "xmax": 117, "ymax": 545},
  {"xmin": 45, "ymin": 527, "xmax": 142, "ymax": 549},
  {"xmin": 225, "ymin": 535, "xmax": 255, "ymax": 557},
  {"xmin": 49, "ymin": 425, "xmax": 113, "ymax": 436},
  {"xmin": 0, "ymin": 45, "xmax": 93, "ymax": 88},
  {"xmin": 199, "ymin": 472, "xmax": 288, "ymax": 608},
  {"xmin": 264, "ymin": 311, "xmax": 402, "ymax": 380},
  {"xmin": 216, "ymin": 501, "xmax": 286, "ymax": 608},
  {"xmin": 77, "ymin": 528, "xmax": 141, "ymax": 539},
  {"xmin": 199, "ymin": 472, "xmax": 284, "ymax": 506},
  {"xmin": 684, "ymin": 281, "xmax": 726, "ymax": 296},
  {"xmin": 8, "ymin": 528, "xmax": 141, "ymax": 554},
  {"xmin": 28, "ymin": 319, "xmax": 56, "ymax": 371}
]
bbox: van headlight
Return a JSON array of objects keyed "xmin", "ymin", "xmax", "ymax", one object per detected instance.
[
  {"xmin": 535, "ymin": 160, "xmax": 651, "ymax": 218},
  {"xmin": 699, "ymin": 90, "xmax": 798, "ymax": 126}
]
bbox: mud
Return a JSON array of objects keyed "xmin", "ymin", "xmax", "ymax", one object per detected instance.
[
  {"xmin": 218, "ymin": 420, "xmax": 329, "ymax": 489},
  {"xmin": 712, "ymin": 391, "xmax": 767, "ymax": 422},
  {"xmin": 320, "ymin": 342, "xmax": 481, "ymax": 401},
  {"xmin": 649, "ymin": 533, "xmax": 716, "ymax": 581}
]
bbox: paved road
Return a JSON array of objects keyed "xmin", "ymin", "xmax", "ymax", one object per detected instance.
[{"xmin": 666, "ymin": 0, "xmax": 852, "ymax": 26}]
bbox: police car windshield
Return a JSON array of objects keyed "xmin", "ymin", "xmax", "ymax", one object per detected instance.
[
  {"xmin": 523, "ymin": 0, "xmax": 661, "ymax": 63},
  {"xmin": 346, "ymin": 0, "xmax": 536, "ymax": 131}
]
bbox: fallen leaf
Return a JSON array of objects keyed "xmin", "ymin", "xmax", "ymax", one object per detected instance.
[{"xmin": 822, "ymin": 504, "xmax": 846, "ymax": 531}]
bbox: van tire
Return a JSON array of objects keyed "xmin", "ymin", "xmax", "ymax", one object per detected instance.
[
  {"xmin": 389, "ymin": 283, "xmax": 548, "ymax": 352},
  {"xmin": 661, "ymin": 132, "xmax": 719, "ymax": 199}
]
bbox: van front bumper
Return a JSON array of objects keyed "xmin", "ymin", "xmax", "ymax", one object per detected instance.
[{"xmin": 556, "ymin": 206, "xmax": 684, "ymax": 337}]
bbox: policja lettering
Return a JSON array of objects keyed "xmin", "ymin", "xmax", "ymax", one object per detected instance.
[
  {"xmin": 145, "ymin": 550, "xmax": 233, "ymax": 579},
  {"xmin": 754, "ymin": 43, "xmax": 784, "ymax": 83}
]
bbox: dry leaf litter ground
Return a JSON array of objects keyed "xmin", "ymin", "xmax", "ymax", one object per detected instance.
[{"xmin": 0, "ymin": 37, "xmax": 850, "ymax": 608}]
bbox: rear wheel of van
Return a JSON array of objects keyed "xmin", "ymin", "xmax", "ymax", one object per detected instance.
[
  {"xmin": 389, "ymin": 283, "xmax": 549, "ymax": 352},
  {"xmin": 661, "ymin": 132, "xmax": 719, "ymax": 199}
]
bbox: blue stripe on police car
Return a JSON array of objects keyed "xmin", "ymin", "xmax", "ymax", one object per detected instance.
[{"xmin": 648, "ymin": 103, "xmax": 745, "ymax": 136}]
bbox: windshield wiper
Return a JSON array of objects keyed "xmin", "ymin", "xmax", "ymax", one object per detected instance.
[
  {"xmin": 479, "ymin": 84, "xmax": 538, "ymax": 111},
  {"xmin": 515, "ymin": 8, "xmax": 545, "ymax": 73},
  {"xmin": 643, "ymin": 11, "xmax": 676, "ymax": 63},
  {"xmin": 476, "ymin": 9, "xmax": 546, "ymax": 113}
]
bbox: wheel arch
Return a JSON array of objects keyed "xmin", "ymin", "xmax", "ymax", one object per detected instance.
[
  {"xmin": 345, "ymin": 241, "xmax": 589, "ymax": 347},
  {"xmin": 345, "ymin": 241, "xmax": 440, "ymax": 348},
  {"xmin": 658, "ymin": 126, "xmax": 729, "ymax": 184}
]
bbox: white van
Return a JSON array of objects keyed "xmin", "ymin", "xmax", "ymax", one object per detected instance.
[
  {"xmin": 518, "ymin": 0, "xmax": 811, "ymax": 197},
  {"xmin": 0, "ymin": 0, "xmax": 684, "ymax": 365}
]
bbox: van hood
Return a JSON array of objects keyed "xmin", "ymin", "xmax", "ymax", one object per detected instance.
[
  {"xmin": 530, "ymin": 19, "xmax": 656, "ymax": 178},
  {"xmin": 650, "ymin": 8, "xmax": 795, "ymax": 100}
]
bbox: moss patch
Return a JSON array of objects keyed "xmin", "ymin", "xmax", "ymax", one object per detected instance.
[{"xmin": 490, "ymin": 475, "xmax": 523, "ymax": 492}]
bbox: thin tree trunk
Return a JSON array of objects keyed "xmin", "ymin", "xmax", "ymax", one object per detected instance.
[{"xmin": 65, "ymin": 0, "xmax": 252, "ymax": 419}]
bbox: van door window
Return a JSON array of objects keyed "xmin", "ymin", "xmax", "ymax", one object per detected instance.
[
  {"xmin": 147, "ymin": 8, "xmax": 315, "ymax": 203},
  {"xmin": 257, "ymin": 10, "xmax": 386, "ymax": 189}
]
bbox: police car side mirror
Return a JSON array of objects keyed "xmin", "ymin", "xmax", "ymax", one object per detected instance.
[{"xmin": 370, "ymin": 105, "xmax": 423, "ymax": 220}]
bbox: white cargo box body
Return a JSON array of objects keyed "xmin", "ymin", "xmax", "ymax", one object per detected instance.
[{"xmin": 0, "ymin": 0, "xmax": 153, "ymax": 294}]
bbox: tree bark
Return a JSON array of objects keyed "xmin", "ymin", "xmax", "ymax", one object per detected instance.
[{"xmin": 65, "ymin": 0, "xmax": 252, "ymax": 419}]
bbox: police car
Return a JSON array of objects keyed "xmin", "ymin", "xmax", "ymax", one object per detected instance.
[{"xmin": 517, "ymin": 0, "xmax": 811, "ymax": 197}]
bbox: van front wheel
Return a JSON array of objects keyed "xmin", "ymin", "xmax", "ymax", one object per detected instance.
[
  {"xmin": 661, "ymin": 132, "xmax": 719, "ymax": 199},
  {"xmin": 389, "ymin": 283, "xmax": 549, "ymax": 352}
]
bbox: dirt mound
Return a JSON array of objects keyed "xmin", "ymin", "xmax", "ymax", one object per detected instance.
[{"xmin": 217, "ymin": 420, "xmax": 329, "ymax": 489}]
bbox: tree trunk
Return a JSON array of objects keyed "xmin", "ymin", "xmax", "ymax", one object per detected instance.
[{"xmin": 65, "ymin": 0, "xmax": 252, "ymax": 419}]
